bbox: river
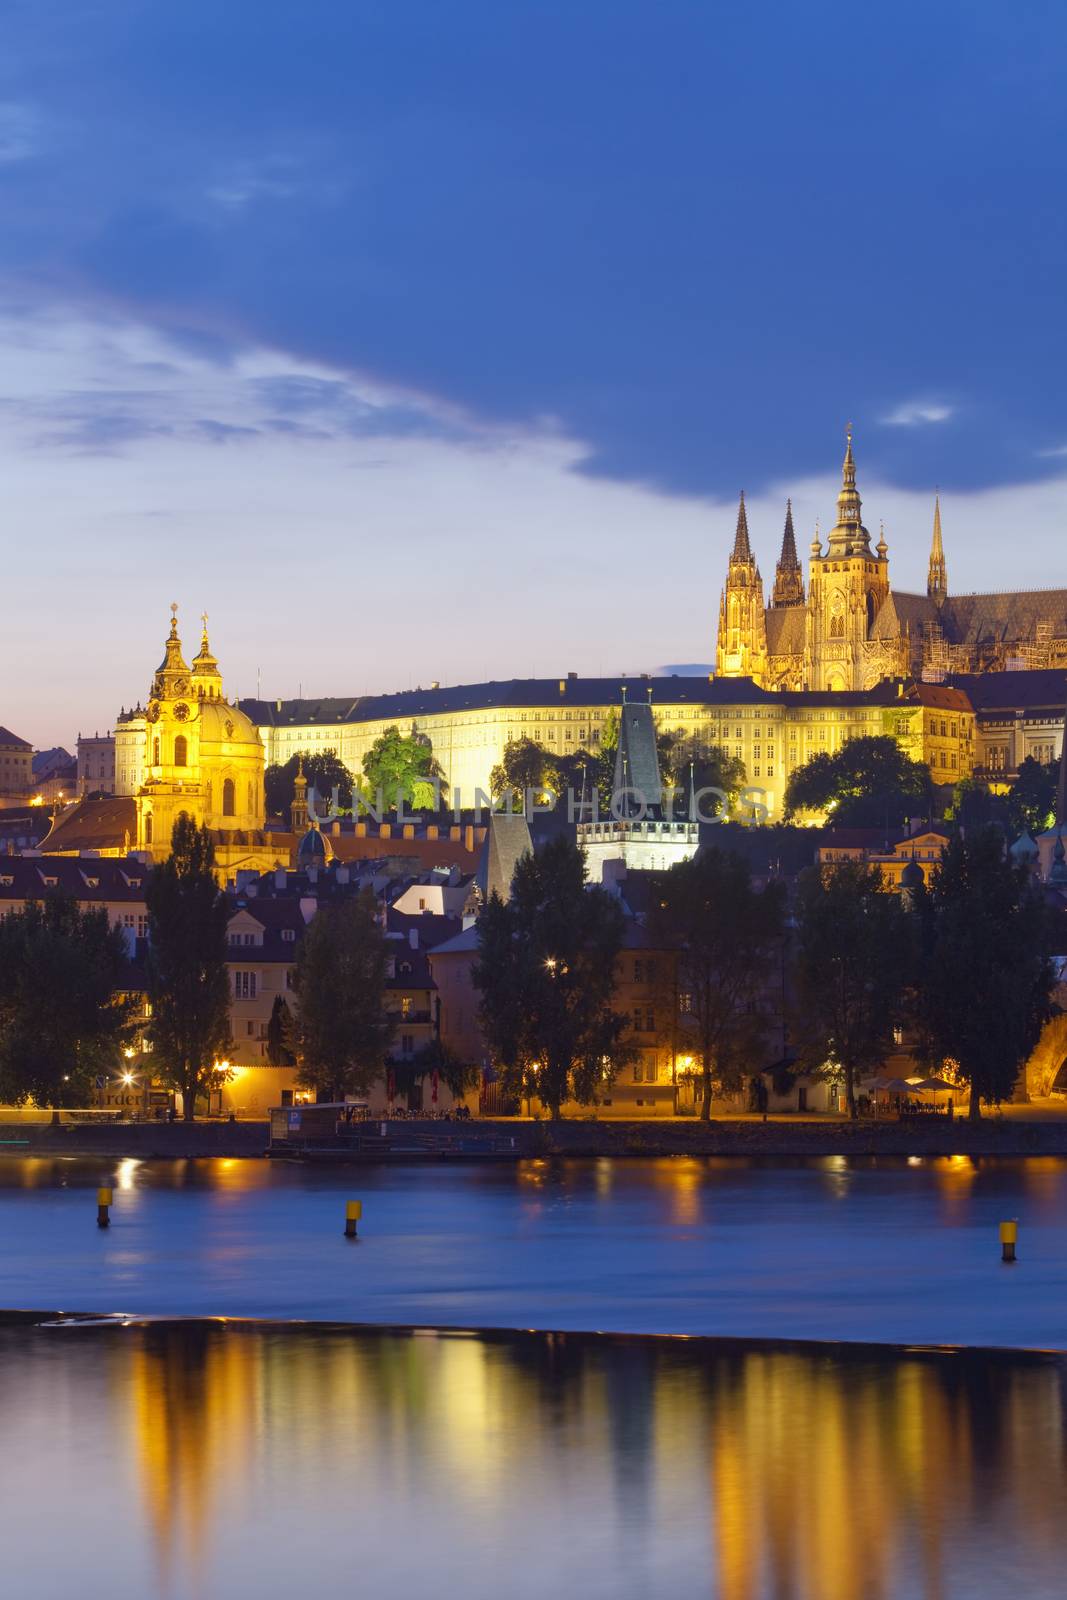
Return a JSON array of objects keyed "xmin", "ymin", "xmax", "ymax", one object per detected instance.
[{"xmin": 2, "ymin": 1153, "xmax": 1066, "ymax": 1345}]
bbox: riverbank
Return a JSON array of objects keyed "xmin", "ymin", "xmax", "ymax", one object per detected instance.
[{"xmin": 7, "ymin": 1109, "xmax": 1067, "ymax": 1160}]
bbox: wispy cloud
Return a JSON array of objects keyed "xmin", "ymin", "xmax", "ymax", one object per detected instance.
[
  {"xmin": 881, "ymin": 400, "xmax": 954, "ymax": 427},
  {"xmin": 0, "ymin": 102, "xmax": 39, "ymax": 164},
  {"xmin": 1036, "ymin": 442, "xmax": 1067, "ymax": 459}
]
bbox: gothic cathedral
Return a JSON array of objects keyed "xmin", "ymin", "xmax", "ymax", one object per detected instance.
[{"xmin": 715, "ymin": 431, "xmax": 1067, "ymax": 691}]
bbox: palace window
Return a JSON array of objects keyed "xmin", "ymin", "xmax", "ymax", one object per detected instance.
[
  {"xmin": 174, "ymin": 735, "xmax": 187, "ymax": 767},
  {"xmin": 153, "ymin": 737, "xmax": 160, "ymax": 765},
  {"xmin": 233, "ymin": 971, "xmax": 257, "ymax": 1000},
  {"xmin": 223, "ymin": 778, "xmax": 236, "ymax": 816}
]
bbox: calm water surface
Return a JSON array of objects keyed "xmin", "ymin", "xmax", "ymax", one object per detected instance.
[
  {"xmin": 3, "ymin": 1321, "xmax": 1065, "ymax": 1600},
  {"xmin": 2, "ymin": 1154, "xmax": 1067, "ymax": 1344}
]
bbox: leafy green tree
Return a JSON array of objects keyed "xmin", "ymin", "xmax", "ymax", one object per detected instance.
[
  {"xmin": 145, "ymin": 816, "xmax": 233, "ymax": 1120},
  {"xmin": 392, "ymin": 1037, "xmax": 479, "ymax": 1107},
  {"xmin": 265, "ymin": 994, "xmax": 296, "ymax": 1068},
  {"xmin": 489, "ymin": 736, "xmax": 557, "ymax": 806},
  {"xmin": 361, "ymin": 725, "xmax": 443, "ymax": 811},
  {"xmin": 793, "ymin": 860, "xmax": 913, "ymax": 1118},
  {"xmin": 650, "ymin": 849, "xmax": 786, "ymax": 1119},
  {"xmin": 265, "ymin": 750, "xmax": 352, "ymax": 817},
  {"xmin": 662, "ymin": 737, "xmax": 748, "ymax": 815},
  {"xmin": 1006, "ymin": 757, "xmax": 1058, "ymax": 838},
  {"xmin": 946, "ymin": 774, "xmax": 1005, "ymax": 830},
  {"xmin": 293, "ymin": 890, "xmax": 394, "ymax": 1099},
  {"xmin": 917, "ymin": 827, "xmax": 1055, "ymax": 1119},
  {"xmin": 472, "ymin": 836, "xmax": 632, "ymax": 1117},
  {"xmin": 0, "ymin": 896, "xmax": 133, "ymax": 1106},
  {"xmin": 784, "ymin": 735, "xmax": 930, "ymax": 826}
]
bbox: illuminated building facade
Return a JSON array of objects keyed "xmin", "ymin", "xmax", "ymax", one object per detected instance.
[
  {"xmin": 244, "ymin": 675, "xmax": 977, "ymax": 820},
  {"xmin": 43, "ymin": 609, "xmax": 278, "ymax": 876}
]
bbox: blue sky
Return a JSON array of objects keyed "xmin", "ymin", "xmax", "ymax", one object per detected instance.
[{"xmin": 2, "ymin": 0, "xmax": 1065, "ymax": 745}]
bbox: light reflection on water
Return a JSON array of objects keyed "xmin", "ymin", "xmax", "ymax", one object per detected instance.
[{"xmin": 1, "ymin": 1323, "xmax": 1064, "ymax": 1600}]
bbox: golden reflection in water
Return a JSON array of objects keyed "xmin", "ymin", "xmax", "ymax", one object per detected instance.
[{"xmin": 106, "ymin": 1325, "xmax": 1067, "ymax": 1599}]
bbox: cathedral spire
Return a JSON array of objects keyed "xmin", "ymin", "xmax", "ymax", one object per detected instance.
[
  {"xmin": 771, "ymin": 498, "xmax": 805, "ymax": 607},
  {"xmin": 731, "ymin": 491, "xmax": 753, "ymax": 562},
  {"xmin": 927, "ymin": 494, "xmax": 948, "ymax": 605},
  {"xmin": 826, "ymin": 424, "xmax": 870, "ymax": 555}
]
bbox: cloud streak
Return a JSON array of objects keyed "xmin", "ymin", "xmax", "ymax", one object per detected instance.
[{"xmin": 880, "ymin": 400, "xmax": 955, "ymax": 427}]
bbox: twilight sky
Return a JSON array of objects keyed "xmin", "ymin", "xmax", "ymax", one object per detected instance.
[{"xmin": 1, "ymin": 0, "xmax": 1065, "ymax": 748}]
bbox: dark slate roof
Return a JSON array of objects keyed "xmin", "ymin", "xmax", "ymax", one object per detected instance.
[
  {"xmin": 941, "ymin": 591, "xmax": 1067, "ymax": 647},
  {"xmin": 869, "ymin": 590, "xmax": 939, "ymax": 641},
  {"xmin": 765, "ymin": 605, "xmax": 806, "ymax": 655},
  {"xmin": 386, "ymin": 908, "xmax": 463, "ymax": 949},
  {"xmin": 0, "ymin": 854, "xmax": 149, "ymax": 901},
  {"xmin": 38, "ymin": 796, "xmax": 137, "ymax": 854},
  {"xmin": 946, "ymin": 668, "xmax": 1067, "ymax": 713},
  {"xmin": 614, "ymin": 700, "xmax": 664, "ymax": 811},
  {"xmin": 475, "ymin": 812, "xmax": 533, "ymax": 903},
  {"xmin": 240, "ymin": 675, "xmax": 777, "ymax": 725},
  {"xmin": 0, "ymin": 726, "xmax": 31, "ymax": 749},
  {"xmin": 32, "ymin": 747, "xmax": 76, "ymax": 781}
]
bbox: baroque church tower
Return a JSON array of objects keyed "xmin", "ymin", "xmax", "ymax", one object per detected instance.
[
  {"xmin": 136, "ymin": 606, "xmax": 267, "ymax": 864},
  {"xmin": 715, "ymin": 493, "xmax": 769, "ymax": 686},
  {"xmin": 802, "ymin": 429, "xmax": 890, "ymax": 691}
]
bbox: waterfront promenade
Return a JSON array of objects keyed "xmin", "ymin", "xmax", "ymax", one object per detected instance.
[{"xmin": 4, "ymin": 1104, "xmax": 1067, "ymax": 1160}]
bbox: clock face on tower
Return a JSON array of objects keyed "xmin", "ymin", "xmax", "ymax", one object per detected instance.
[
  {"xmin": 146, "ymin": 701, "xmax": 161, "ymax": 723},
  {"xmin": 173, "ymin": 702, "xmax": 190, "ymax": 721}
]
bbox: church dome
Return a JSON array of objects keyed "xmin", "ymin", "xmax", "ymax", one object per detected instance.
[
  {"xmin": 197, "ymin": 699, "xmax": 262, "ymax": 747},
  {"xmin": 1009, "ymin": 832, "xmax": 1039, "ymax": 863},
  {"xmin": 297, "ymin": 823, "xmax": 333, "ymax": 867},
  {"xmin": 900, "ymin": 857, "xmax": 925, "ymax": 891}
]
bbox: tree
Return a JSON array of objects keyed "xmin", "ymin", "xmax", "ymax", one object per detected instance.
[
  {"xmin": 265, "ymin": 749, "xmax": 352, "ymax": 818},
  {"xmin": 265, "ymin": 994, "xmax": 296, "ymax": 1068},
  {"xmin": 650, "ymin": 850, "xmax": 786, "ymax": 1119},
  {"xmin": 0, "ymin": 896, "xmax": 133, "ymax": 1106},
  {"xmin": 1006, "ymin": 757, "xmax": 1058, "ymax": 838},
  {"xmin": 793, "ymin": 860, "xmax": 913, "ymax": 1118},
  {"xmin": 392, "ymin": 1037, "xmax": 479, "ymax": 1108},
  {"xmin": 292, "ymin": 890, "xmax": 394, "ymax": 1099},
  {"xmin": 917, "ymin": 827, "xmax": 1055, "ymax": 1119},
  {"xmin": 784, "ymin": 735, "xmax": 930, "ymax": 827},
  {"xmin": 472, "ymin": 836, "xmax": 632, "ymax": 1117},
  {"xmin": 489, "ymin": 736, "xmax": 557, "ymax": 807},
  {"xmin": 361, "ymin": 725, "xmax": 443, "ymax": 811},
  {"xmin": 145, "ymin": 815, "xmax": 232, "ymax": 1121},
  {"xmin": 662, "ymin": 737, "xmax": 748, "ymax": 816}
]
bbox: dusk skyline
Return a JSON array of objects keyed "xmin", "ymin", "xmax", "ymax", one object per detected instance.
[{"xmin": 3, "ymin": 1, "xmax": 1065, "ymax": 747}]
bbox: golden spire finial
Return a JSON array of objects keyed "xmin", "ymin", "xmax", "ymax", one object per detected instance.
[{"xmin": 169, "ymin": 601, "xmax": 179, "ymax": 637}]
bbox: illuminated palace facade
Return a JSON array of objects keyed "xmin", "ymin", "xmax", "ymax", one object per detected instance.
[
  {"xmin": 718, "ymin": 430, "xmax": 1067, "ymax": 692},
  {"xmin": 243, "ymin": 675, "xmax": 976, "ymax": 820}
]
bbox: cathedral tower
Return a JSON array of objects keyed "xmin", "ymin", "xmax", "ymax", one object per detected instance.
[
  {"xmin": 803, "ymin": 429, "xmax": 890, "ymax": 691},
  {"xmin": 715, "ymin": 492, "xmax": 769, "ymax": 684},
  {"xmin": 927, "ymin": 495, "xmax": 948, "ymax": 605},
  {"xmin": 771, "ymin": 499, "xmax": 805, "ymax": 608}
]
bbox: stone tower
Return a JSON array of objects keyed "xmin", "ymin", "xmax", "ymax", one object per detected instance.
[
  {"xmin": 803, "ymin": 429, "xmax": 890, "ymax": 691},
  {"xmin": 927, "ymin": 495, "xmax": 948, "ymax": 606},
  {"xmin": 771, "ymin": 498, "xmax": 805, "ymax": 608},
  {"xmin": 715, "ymin": 492, "xmax": 769, "ymax": 685}
]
